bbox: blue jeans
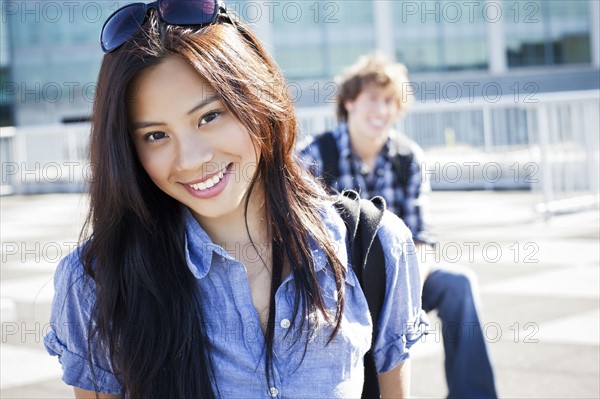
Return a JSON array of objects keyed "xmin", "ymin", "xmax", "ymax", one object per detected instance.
[{"xmin": 422, "ymin": 264, "xmax": 498, "ymax": 399}]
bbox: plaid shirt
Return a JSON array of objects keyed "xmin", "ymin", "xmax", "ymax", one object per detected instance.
[{"xmin": 300, "ymin": 123, "xmax": 436, "ymax": 245}]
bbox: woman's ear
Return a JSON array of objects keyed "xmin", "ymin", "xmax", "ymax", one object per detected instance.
[{"xmin": 344, "ymin": 100, "xmax": 355, "ymax": 114}]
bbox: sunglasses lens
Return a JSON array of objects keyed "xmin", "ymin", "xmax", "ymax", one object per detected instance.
[
  {"xmin": 160, "ymin": 0, "xmax": 218, "ymax": 25},
  {"xmin": 101, "ymin": 3, "xmax": 147, "ymax": 52}
]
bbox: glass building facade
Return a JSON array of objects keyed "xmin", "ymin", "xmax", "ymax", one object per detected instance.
[
  {"xmin": 269, "ymin": 1, "xmax": 375, "ymax": 80},
  {"xmin": 505, "ymin": 0, "xmax": 592, "ymax": 67},
  {"xmin": 0, "ymin": 0, "xmax": 598, "ymax": 126},
  {"xmin": 1, "ymin": 0, "xmax": 14, "ymax": 126},
  {"xmin": 265, "ymin": 0, "xmax": 595, "ymax": 77},
  {"xmin": 391, "ymin": 0, "xmax": 489, "ymax": 73},
  {"xmin": 1, "ymin": 0, "xmax": 112, "ymax": 126}
]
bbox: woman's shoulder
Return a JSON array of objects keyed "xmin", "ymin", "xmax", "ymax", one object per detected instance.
[
  {"xmin": 377, "ymin": 209, "xmax": 414, "ymax": 248},
  {"xmin": 376, "ymin": 210, "xmax": 417, "ymax": 282},
  {"xmin": 315, "ymin": 198, "xmax": 348, "ymax": 240},
  {"xmin": 55, "ymin": 244, "xmax": 88, "ymax": 276},
  {"xmin": 52, "ymin": 244, "xmax": 96, "ymax": 306}
]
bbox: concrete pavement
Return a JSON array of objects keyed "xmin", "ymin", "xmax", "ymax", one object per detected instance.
[
  {"xmin": 1, "ymin": 190, "xmax": 598, "ymax": 398},
  {"xmin": 410, "ymin": 191, "xmax": 599, "ymax": 399}
]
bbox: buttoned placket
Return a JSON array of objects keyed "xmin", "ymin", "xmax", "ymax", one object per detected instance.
[
  {"xmin": 225, "ymin": 254, "xmax": 294, "ymax": 398},
  {"xmin": 267, "ymin": 270, "xmax": 300, "ymax": 399},
  {"xmin": 372, "ymin": 154, "xmax": 393, "ymax": 194}
]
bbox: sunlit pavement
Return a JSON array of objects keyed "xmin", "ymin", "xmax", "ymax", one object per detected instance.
[{"xmin": 1, "ymin": 191, "xmax": 598, "ymax": 398}]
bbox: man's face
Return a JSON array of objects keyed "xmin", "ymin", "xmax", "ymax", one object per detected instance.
[{"xmin": 345, "ymin": 83, "xmax": 399, "ymax": 141}]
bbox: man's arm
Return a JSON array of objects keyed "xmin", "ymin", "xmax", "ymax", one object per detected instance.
[
  {"xmin": 398, "ymin": 136, "xmax": 437, "ymax": 285},
  {"xmin": 404, "ymin": 140, "xmax": 436, "ymax": 246},
  {"xmin": 378, "ymin": 359, "xmax": 411, "ymax": 399}
]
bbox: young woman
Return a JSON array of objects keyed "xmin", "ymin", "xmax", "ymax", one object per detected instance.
[{"xmin": 44, "ymin": 1, "xmax": 425, "ymax": 398}]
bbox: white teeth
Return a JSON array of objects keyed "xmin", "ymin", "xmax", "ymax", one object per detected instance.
[
  {"xmin": 189, "ymin": 168, "xmax": 227, "ymax": 191},
  {"xmin": 369, "ymin": 119, "xmax": 385, "ymax": 128}
]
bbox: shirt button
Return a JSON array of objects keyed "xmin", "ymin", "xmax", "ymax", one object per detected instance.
[
  {"xmin": 280, "ymin": 319, "xmax": 291, "ymax": 329},
  {"xmin": 269, "ymin": 387, "xmax": 279, "ymax": 397}
]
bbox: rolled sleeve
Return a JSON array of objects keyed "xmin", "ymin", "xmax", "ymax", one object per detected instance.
[
  {"xmin": 43, "ymin": 251, "xmax": 123, "ymax": 395},
  {"xmin": 372, "ymin": 210, "xmax": 429, "ymax": 374},
  {"xmin": 44, "ymin": 330, "xmax": 122, "ymax": 394}
]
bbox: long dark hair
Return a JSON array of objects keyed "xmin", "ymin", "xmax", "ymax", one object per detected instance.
[{"xmin": 81, "ymin": 10, "xmax": 346, "ymax": 398}]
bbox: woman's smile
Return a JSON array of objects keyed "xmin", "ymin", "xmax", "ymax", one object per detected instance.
[{"xmin": 182, "ymin": 163, "xmax": 232, "ymax": 199}]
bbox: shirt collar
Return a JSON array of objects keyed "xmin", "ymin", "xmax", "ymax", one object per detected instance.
[
  {"xmin": 334, "ymin": 122, "xmax": 396, "ymax": 164},
  {"xmin": 183, "ymin": 203, "xmax": 351, "ymax": 283},
  {"xmin": 183, "ymin": 207, "xmax": 232, "ymax": 279}
]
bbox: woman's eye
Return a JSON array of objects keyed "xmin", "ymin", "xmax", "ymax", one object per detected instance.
[
  {"xmin": 198, "ymin": 111, "xmax": 221, "ymax": 127},
  {"xmin": 144, "ymin": 131, "xmax": 168, "ymax": 142}
]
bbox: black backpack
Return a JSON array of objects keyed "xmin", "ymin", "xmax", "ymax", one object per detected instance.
[
  {"xmin": 334, "ymin": 190, "xmax": 387, "ymax": 399},
  {"xmin": 314, "ymin": 131, "xmax": 415, "ymax": 198}
]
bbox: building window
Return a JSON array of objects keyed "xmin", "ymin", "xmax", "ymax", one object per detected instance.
[
  {"xmin": 392, "ymin": 0, "xmax": 488, "ymax": 73},
  {"xmin": 506, "ymin": 0, "xmax": 591, "ymax": 68},
  {"xmin": 0, "ymin": 67, "xmax": 14, "ymax": 127},
  {"xmin": 270, "ymin": 1, "xmax": 375, "ymax": 80}
]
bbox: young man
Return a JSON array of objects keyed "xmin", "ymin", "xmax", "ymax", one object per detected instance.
[{"xmin": 300, "ymin": 52, "xmax": 498, "ymax": 399}]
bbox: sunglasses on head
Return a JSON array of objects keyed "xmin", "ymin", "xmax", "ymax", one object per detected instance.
[{"xmin": 100, "ymin": 0, "xmax": 227, "ymax": 53}]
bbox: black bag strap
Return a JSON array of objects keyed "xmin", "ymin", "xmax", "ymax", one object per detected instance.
[
  {"xmin": 314, "ymin": 131, "xmax": 340, "ymax": 189},
  {"xmin": 391, "ymin": 151, "xmax": 415, "ymax": 198},
  {"xmin": 316, "ymin": 129, "xmax": 415, "ymax": 200},
  {"xmin": 334, "ymin": 190, "xmax": 387, "ymax": 399}
]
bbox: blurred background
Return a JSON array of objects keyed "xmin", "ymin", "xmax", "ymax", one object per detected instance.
[{"xmin": 1, "ymin": 0, "xmax": 598, "ymax": 397}]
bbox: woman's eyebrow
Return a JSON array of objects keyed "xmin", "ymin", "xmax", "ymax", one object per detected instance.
[
  {"xmin": 131, "ymin": 120, "xmax": 165, "ymax": 130},
  {"xmin": 187, "ymin": 94, "xmax": 220, "ymax": 115}
]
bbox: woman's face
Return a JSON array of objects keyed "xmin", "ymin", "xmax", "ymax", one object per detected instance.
[{"xmin": 129, "ymin": 55, "xmax": 259, "ymax": 223}]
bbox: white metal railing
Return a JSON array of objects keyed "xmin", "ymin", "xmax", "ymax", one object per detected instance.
[
  {"xmin": 2, "ymin": 91, "xmax": 599, "ymax": 215},
  {"xmin": 1, "ymin": 127, "xmax": 17, "ymax": 196},
  {"xmin": 296, "ymin": 90, "xmax": 600, "ymax": 214},
  {"xmin": 1, "ymin": 123, "xmax": 90, "ymax": 195},
  {"xmin": 529, "ymin": 93, "xmax": 600, "ymax": 215}
]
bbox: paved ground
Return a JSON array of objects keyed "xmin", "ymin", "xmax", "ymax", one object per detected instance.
[{"xmin": 1, "ymin": 190, "xmax": 598, "ymax": 398}]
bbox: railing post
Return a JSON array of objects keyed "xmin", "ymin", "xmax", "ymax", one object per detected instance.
[
  {"xmin": 0, "ymin": 127, "xmax": 17, "ymax": 196},
  {"xmin": 536, "ymin": 104, "xmax": 553, "ymax": 218},
  {"xmin": 13, "ymin": 127, "xmax": 29, "ymax": 195},
  {"xmin": 584, "ymin": 100, "xmax": 600, "ymax": 206},
  {"xmin": 482, "ymin": 105, "xmax": 494, "ymax": 190}
]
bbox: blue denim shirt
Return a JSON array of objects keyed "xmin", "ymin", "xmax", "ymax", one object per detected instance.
[{"xmin": 44, "ymin": 202, "xmax": 426, "ymax": 398}]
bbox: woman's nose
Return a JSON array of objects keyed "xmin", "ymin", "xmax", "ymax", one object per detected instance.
[{"xmin": 175, "ymin": 132, "xmax": 214, "ymax": 172}]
